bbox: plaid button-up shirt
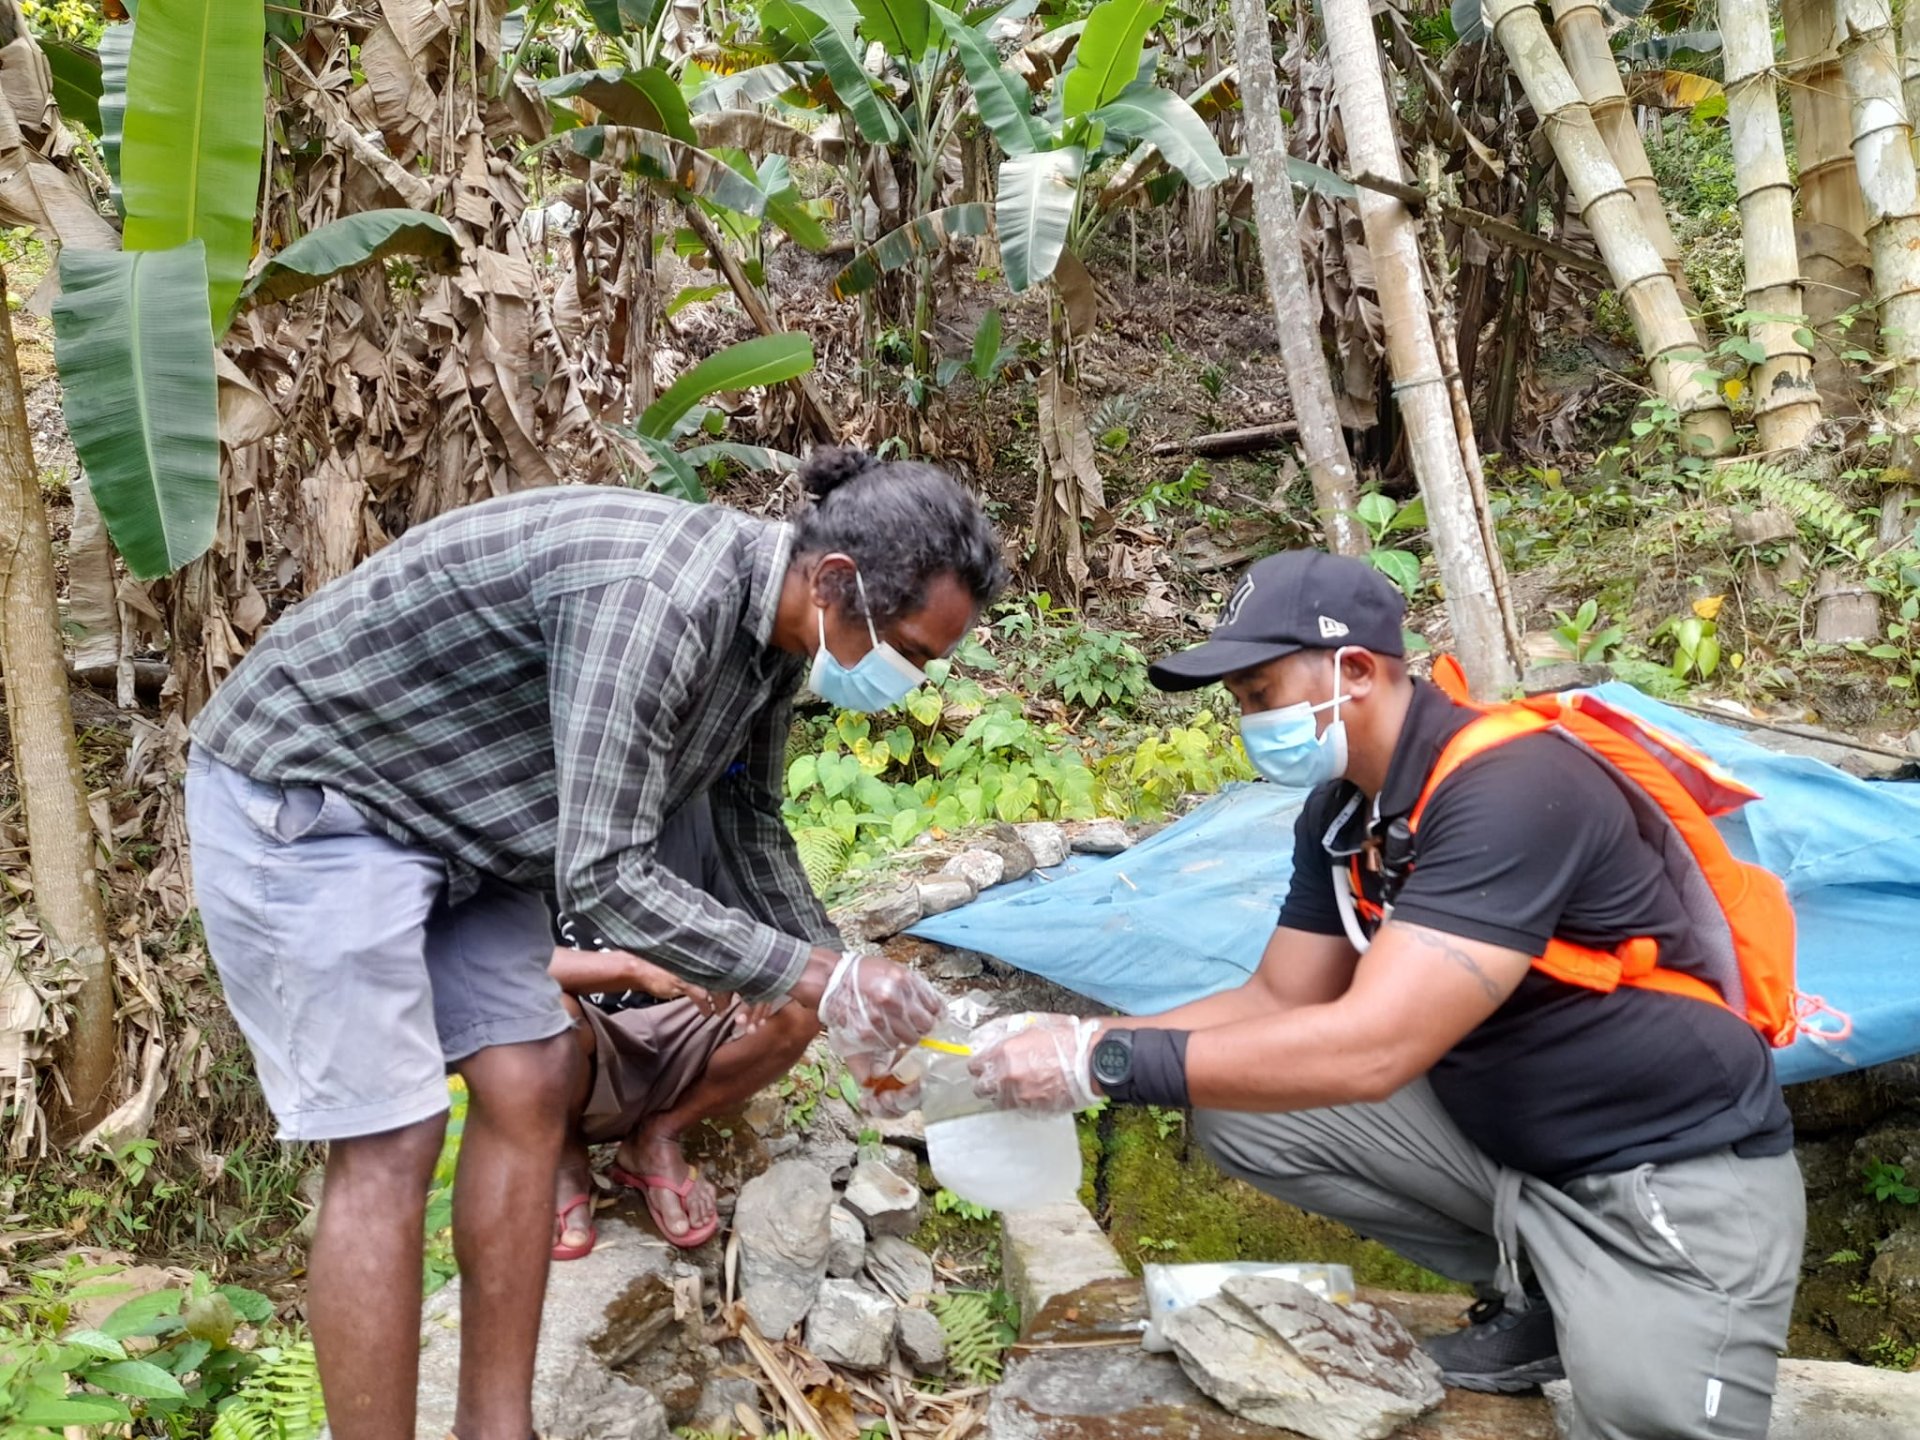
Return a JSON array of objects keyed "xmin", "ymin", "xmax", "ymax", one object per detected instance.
[{"xmin": 190, "ymin": 488, "xmax": 836, "ymax": 999}]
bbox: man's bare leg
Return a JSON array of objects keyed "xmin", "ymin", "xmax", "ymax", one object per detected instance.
[
  {"xmin": 308, "ymin": 1115, "xmax": 447, "ymax": 1440},
  {"xmin": 553, "ymin": 997, "xmax": 599, "ymax": 1253},
  {"xmin": 620, "ymin": 1003, "xmax": 820, "ymax": 1238},
  {"xmin": 450, "ymin": 1031, "xmax": 579, "ymax": 1440}
]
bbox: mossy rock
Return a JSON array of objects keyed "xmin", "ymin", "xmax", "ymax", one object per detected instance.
[{"xmin": 1091, "ymin": 1109, "xmax": 1463, "ymax": 1295}]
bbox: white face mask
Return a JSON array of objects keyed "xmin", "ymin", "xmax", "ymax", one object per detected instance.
[
  {"xmin": 808, "ymin": 570, "xmax": 927, "ymax": 712},
  {"xmin": 1236, "ymin": 648, "xmax": 1353, "ymax": 790}
]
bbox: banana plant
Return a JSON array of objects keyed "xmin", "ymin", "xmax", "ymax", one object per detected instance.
[{"xmin": 611, "ymin": 332, "xmax": 817, "ymax": 500}]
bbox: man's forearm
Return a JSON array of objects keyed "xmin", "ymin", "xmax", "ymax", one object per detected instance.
[
  {"xmin": 1180, "ymin": 999, "xmax": 1413, "ymax": 1112},
  {"xmin": 549, "ymin": 947, "xmax": 648, "ymax": 995},
  {"xmin": 1126, "ymin": 981, "xmax": 1287, "ymax": 1034}
]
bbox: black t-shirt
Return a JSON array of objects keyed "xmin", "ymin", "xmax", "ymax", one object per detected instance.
[{"xmin": 1278, "ymin": 681, "xmax": 1793, "ymax": 1184}]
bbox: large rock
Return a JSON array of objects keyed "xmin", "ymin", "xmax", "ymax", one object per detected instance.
[
  {"xmin": 896, "ymin": 1306, "xmax": 948, "ymax": 1373},
  {"xmin": 1070, "ymin": 819, "xmax": 1132, "ymax": 854},
  {"xmin": 805, "ymin": 1280, "xmax": 898, "ymax": 1370},
  {"xmin": 1163, "ymin": 1276, "xmax": 1443, "ymax": 1440},
  {"xmin": 866, "ymin": 1234, "xmax": 936, "ymax": 1300},
  {"xmin": 735, "ymin": 1160, "xmax": 834, "ymax": 1338},
  {"xmin": 396, "ymin": 1214, "xmax": 675, "ymax": 1440},
  {"xmin": 843, "ymin": 1155, "xmax": 924, "ymax": 1238},
  {"xmin": 1015, "ymin": 822, "xmax": 1070, "ymax": 869},
  {"xmin": 941, "ymin": 849, "xmax": 1005, "ymax": 891},
  {"xmin": 975, "ymin": 829, "xmax": 1037, "ymax": 883},
  {"xmin": 1869, "ymin": 1224, "xmax": 1920, "ymax": 1330},
  {"xmin": 837, "ymin": 889, "xmax": 923, "ymax": 942},
  {"xmin": 826, "ymin": 1204, "xmax": 867, "ymax": 1279},
  {"xmin": 918, "ymin": 876, "xmax": 977, "ymax": 916}
]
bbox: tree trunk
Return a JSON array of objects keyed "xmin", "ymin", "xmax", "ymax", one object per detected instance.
[
  {"xmin": 1786, "ymin": 0, "xmax": 1871, "ymax": 244},
  {"xmin": 1485, "ymin": 0, "xmax": 1733, "ymax": 455},
  {"xmin": 1837, "ymin": 0, "xmax": 1920, "ymax": 419},
  {"xmin": 1226, "ymin": 0, "xmax": 1365, "ymax": 555},
  {"xmin": 1547, "ymin": 0, "xmax": 1706, "ymax": 341},
  {"xmin": 0, "ymin": 264, "xmax": 115, "ymax": 1135},
  {"xmin": 1321, "ymin": 0, "xmax": 1515, "ymax": 696},
  {"xmin": 1722, "ymin": 0, "xmax": 1824, "ymax": 449}
]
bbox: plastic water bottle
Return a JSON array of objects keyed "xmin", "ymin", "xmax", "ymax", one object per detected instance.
[{"xmin": 915, "ymin": 1017, "xmax": 1083, "ymax": 1213}]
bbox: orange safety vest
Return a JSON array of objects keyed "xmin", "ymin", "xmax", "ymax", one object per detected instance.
[{"xmin": 1346, "ymin": 657, "xmax": 1833, "ymax": 1048}]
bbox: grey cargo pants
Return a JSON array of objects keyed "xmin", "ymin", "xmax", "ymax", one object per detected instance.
[{"xmin": 1195, "ymin": 1080, "xmax": 1804, "ymax": 1440}]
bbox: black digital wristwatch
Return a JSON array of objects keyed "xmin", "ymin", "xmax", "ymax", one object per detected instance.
[{"xmin": 1092, "ymin": 1028, "xmax": 1136, "ymax": 1096}]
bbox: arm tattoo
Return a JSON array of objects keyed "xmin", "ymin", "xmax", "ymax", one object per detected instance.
[{"xmin": 1400, "ymin": 924, "xmax": 1503, "ymax": 1002}]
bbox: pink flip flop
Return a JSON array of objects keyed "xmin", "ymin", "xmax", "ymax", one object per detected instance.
[
  {"xmin": 552, "ymin": 1193, "xmax": 597, "ymax": 1262},
  {"xmin": 609, "ymin": 1163, "xmax": 721, "ymax": 1248}
]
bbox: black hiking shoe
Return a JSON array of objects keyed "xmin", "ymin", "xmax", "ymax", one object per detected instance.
[{"xmin": 1422, "ymin": 1294, "xmax": 1565, "ymax": 1394}]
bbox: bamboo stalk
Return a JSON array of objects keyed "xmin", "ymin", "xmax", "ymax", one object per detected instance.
[
  {"xmin": 1547, "ymin": 0, "xmax": 1706, "ymax": 340},
  {"xmin": 1322, "ymin": 0, "xmax": 1515, "ymax": 695},
  {"xmin": 1836, "ymin": 0, "xmax": 1920, "ymax": 421},
  {"xmin": 1227, "ymin": 0, "xmax": 1366, "ymax": 555},
  {"xmin": 1485, "ymin": 0, "xmax": 1733, "ymax": 455},
  {"xmin": 1722, "ymin": 0, "xmax": 1823, "ymax": 448},
  {"xmin": 1785, "ymin": 0, "xmax": 1871, "ymax": 243}
]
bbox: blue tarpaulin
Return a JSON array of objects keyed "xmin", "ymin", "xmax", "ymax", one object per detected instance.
[{"xmin": 910, "ymin": 684, "xmax": 1920, "ymax": 1085}]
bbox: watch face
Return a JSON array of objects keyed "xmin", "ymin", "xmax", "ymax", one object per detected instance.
[{"xmin": 1093, "ymin": 1035, "xmax": 1132, "ymax": 1087}]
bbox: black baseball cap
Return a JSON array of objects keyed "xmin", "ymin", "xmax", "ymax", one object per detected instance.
[{"xmin": 1148, "ymin": 550, "xmax": 1406, "ymax": 692}]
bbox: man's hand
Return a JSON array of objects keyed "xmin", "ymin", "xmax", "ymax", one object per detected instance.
[
  {"xmin": 809, "ymin": 950, "xmax": 944, "ymax": 1057},
  {"xmin": 619, "ymin": 953, "xmax": 722, "ymax": 1012},
  {"xmin": 968, "ymin": 1013, "xmax": 1102, "ymax": 1114}
]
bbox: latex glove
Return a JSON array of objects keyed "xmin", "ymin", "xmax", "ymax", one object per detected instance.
[
  {"xmin": 819, "ymin": 951, "xmax": 943, "ymax": 1060},
  {"xmin": 967, "ymin": 1013, "xmax": 1101, "ymax": 1114}
]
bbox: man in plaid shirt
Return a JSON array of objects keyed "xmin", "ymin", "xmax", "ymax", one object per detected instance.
[{"xmin": 186, "ymin": 449, "xmax": 1005, "ymax": 1440}]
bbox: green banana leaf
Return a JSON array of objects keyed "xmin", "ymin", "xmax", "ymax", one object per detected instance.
[
  {"xmin": 688, "ymin": 61, "xmax": 810, "ymax": 114},
  {"xmin": 1285, "ymin": 155, "xmax": 1356, "ymax": 200},
  {"xmin": 679, "ymin": 441, "xmax": 804, "ymax": 474},
  {"xmin": 540, "ymin": 67, "xmax": 696, "ymax": 144},
  {"xmin": 855, "ymin": 0, "xmax": 932, "ymax": 61},
  {"xmin": 583, "ymin": 0, "xmax": 665, "ymax": 35},
  {"xmin": 995, "ymin": 147, "xmax": 1079, "ymax": 291},
  {"xmin": 830, "ymin": 202, "xmax": 989, "ymax": 298},
  {"xmin": 1091, "ymin": 82, "xmax": 1226, "ymax": 187},
  {"xmin": 98, "ymin": 22, "xmax": 132, "ymax": 208},
  {"xmin": 45, "ymin": 38, "xmax": 103, "ymax": 135},
  {"xmin": 638, "ymin": 332, "xmax": 816, "ymax": 439},
  {"xmin": 929, "ymin": 2, "xmax": 1038, "ymax": 156},
  {"xmin": 241, "ymin": 209, "xmax": 460, "ymax": 308},
  {"xmin": 52, "ymin": 243, "xmax": 220, "ymax": 581},
  {"xmin": 1062, "ymin": 0, "xmax": 1162, "ymax": 119},
  {"xmin": 762, "ymin": 0, "xmax": 903, "ymax": 144},
  {"xmin": 120, "ymin": 0, "xmax": 266, "ymax": 328},
  {"xmin": 570, "ymin": 126, "xmax": 770, "ymax": 216},
  {"xmin": 634, "ymin": 433, "xmax": 707, "ymax": 501},
  {"xmin": 757, "ymin": 155, "xmax": 832, "ymax": 250}
]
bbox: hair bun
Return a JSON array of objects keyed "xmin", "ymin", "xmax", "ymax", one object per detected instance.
[{"xmin": 800, "ymin": 446, "xmax": 883, "ymax": 501}]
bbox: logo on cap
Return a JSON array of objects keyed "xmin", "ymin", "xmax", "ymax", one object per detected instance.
[
  {"xmin": 1318, "ymin": 615, "xmax": 1350, "ymax": 639},
  {"xmin": 1222, "ymin": 575, "xmax": 1255, "ymax": 627}
]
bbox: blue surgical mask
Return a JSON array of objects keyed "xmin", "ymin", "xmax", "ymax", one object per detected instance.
[
  {"xmin": 1238, "ymin": 649, "xmax": 1352, "ymax": 789},
  {"xmin": 810, "ymin": 572, "xmax": 928, "ymax": 712}
]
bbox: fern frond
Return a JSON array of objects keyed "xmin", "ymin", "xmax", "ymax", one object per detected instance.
[
  {"xmin": 1718, "ymin": 461, "xmax": 1876, "ymax": 563},
  {"xmin": 931, "ymin": 1291, "xmax": 1008, "ymax": 1385},
  {"xmin": 211, "ymin": 1340, "xmax": 324, "ymax": 1440},
  {"xmin": 793, "ymin": 826, "xmax": 851, "ymax": 891}
]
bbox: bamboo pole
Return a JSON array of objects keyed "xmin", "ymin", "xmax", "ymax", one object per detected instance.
[
  {"xmin": 1226, "ymin": 0, "xmax": 1365, "ymax": 555},
  {"xmin": 1484, "ymin": 0, "xmax": 1733, "ymax": 455},
  {"xmin": 0, "ymin": 263, "xmax": 116, "ymax": 1135},
  {"xmin": 1547, "ymin": 0, "xmax": 1706, "ymax": 341},
  {"xmin": 1836, "ymin": 0, "xmax": 1920, "ymax": 421},
  {"xmin": 1321, "ymin": 0, "xmax": 1515, "ymax": 695},
  {"xmin": 1785, "ymin": 0, "xmax": 1871, "ymax": 243},
  {"xmin": 1721, "ymin": 0, "xmax": 1823, "ymax": 449}
]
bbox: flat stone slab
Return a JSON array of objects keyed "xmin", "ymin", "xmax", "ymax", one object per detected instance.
[{"xmin": 406, "ymin": 1211, "xmax": 678, "ymax": 1440}]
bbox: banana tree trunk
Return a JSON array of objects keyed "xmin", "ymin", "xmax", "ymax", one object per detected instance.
[
  {"xmin": 1786, "ymin": 0, "xmax": 1871, "ymax": 243},
  {"xmin": 1485, "ymin": 0, "xmax": 1733, "ymax": 455},
  {"xmin": 0, "ymin": 265, "xmax": 116, "ymax": 1137},
  {"xmin": 1226, "ymin": 0, "xmax": 1365, "ymax": 556},
  {"xmin": 1547, "ymin": 0, "xmax": 1705, "ymax": 342},
  {"xmin": 1321, "ymin": 0, "xmax": 1515, "ymax": 696},
  {"xmin": 1722, "ymin": 0, "xmax": 1823, "ymax": 449},
  {"xmin": 1837, "ymin": 0, "xmax": 1920, "ymax": 420}
]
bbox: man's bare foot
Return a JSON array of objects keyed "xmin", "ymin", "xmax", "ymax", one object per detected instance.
[
  {"xmin": 615, "ymin": 1127, "xmax": 717, "ymax": 1240},
  {"xmin": 554, "ymin": 1139, "xmax": 596, "ymax": 1254}
]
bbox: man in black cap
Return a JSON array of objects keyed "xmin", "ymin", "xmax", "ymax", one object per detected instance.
[{"xmin": 967, "ymin": 551, "xmax": 1803, "ymax": 1440}]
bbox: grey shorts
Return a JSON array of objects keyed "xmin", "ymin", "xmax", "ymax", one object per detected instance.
[{"xmin": 184, "ymin": 748, "xmax": 570, "ymax": 1142}]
